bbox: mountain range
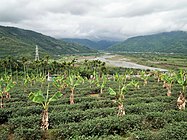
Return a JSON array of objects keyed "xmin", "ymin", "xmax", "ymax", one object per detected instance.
[
  {"xmin": 108, "ymin": 31, "xmax": 187, "ymax": 53},
  {"xmin": 63, "ymin": 38, "xmax": 118, "ymax": 50},
  {"xmin": 0, "ymin": 25, "xmax": 96, "ymax": 58},
  {"xmin": 0, "ymin": 25, "xmax": 187, "ymax": 59}
]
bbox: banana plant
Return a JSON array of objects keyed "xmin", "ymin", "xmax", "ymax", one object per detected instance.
[
  {"xmin": 125, "ymin": 69, "xmax": 133, "ymax": 80},
  {"xmin": 23, "ymin": 74, "xmax": 31, "ymax": 92},
  {"xmin": 29, "ymin": 73, "xmax": 36, "ymax": 86},
  {"xmin": 36, "ymin": 73, "xmax": 47, "ymax": 88},
  {"xmin": 131, "ymin": 79, "xmax": 140, "ymax": 89},
  {"xmin": 53, "ymin": 75, "xmax": 66, "ymax": 94},
  {"xmin": 153, "ymin": 70, "xmax": 162, "ymax": 83},
  {"xmin": 176, "ymin": 70, "xmax": 187, "ymax": 94},
  {"xmin": 65, "ymin": 74, "xmax": 84, "ymax": 104},
  {"xmin": 161, "ymin": 73, "xmax": 167, "ymax": 88},
  {"xmin": 0, "ymin": 75, "xmax": 16, "ymax": 108},
  {"xmin": 87, "ymin": 71, "xmax": 97, "ymax": 89},
  {"xmin": 140, "ymin": 70, "xmax": 149, "ymax": 86},
  {"xmin": 86, "ymin": 77, "xmax": 95, "ymax": 89},
  {"xmin": 161, "ymin": 72, "xmax": 176, "ymax": 96},
  {"xmin": 95, "ymin": 74, "xmax": 107, "ymax": 94},
  {"xmin": 113, "ymin": 73, "xmax": 126, "ymax": 84},
  {"xmin": 177, "ymin": 92, "xmax": 186, "ymax": 110},
  {"xmin": 28, "ymin": 83, "xmax": 62, "ymax": 130},
  {"xmin": 109, "ymin": 80, "xmax": 138, "ymax": 116}
]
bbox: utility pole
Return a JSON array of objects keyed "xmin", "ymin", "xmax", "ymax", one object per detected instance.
[{"xmin": 35, "ymin": 45, "xmax": 39, "ymax": 61}]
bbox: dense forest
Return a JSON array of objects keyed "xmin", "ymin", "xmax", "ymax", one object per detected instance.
[{"xmin": 108, "ymin": 31, "xmax": 187, "ymax": 53}]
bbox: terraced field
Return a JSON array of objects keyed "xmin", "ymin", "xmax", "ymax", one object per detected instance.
[{"xmin": 0, "ymin": 75, "xmax": 186, "ymax": 140}]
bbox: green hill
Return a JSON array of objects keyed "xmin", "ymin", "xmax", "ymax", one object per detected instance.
[
  {"xmin": 108, "ymin": 31, "xmax": 187, "ymax": 53},
  {"xmin": 63, "ymin": 38, "xmax": 119, "ymax": 50},
  {"xmin": 0, "ymin": 25, "xmax": 96, "ymax": 58}
]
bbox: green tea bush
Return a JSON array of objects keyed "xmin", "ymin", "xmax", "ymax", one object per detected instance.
[
  {"xmin": 143, "ymin": 110, "xmax": 187, "ymax": 129},
  {"xmin": 0, "ymin": 109, "xmax": 12, "ymax": 124},
  {"xmin": 130, "ymin": 130, "xmax": 153, "ymax": 140},
  {"xmin": 157, "ymin": 122, "xmax": 187, "ymax": 140},
  {"xmin": 6, "ymin": 99, "xmax": 115, "ymax": 118},
  {"xmin": 14, "ymin": 128, "xmax": 42, "ymax": 140},
  {"xmin": 126, "ymin": 102, "xmax": 172, "ymax": 115},
  {"xmin": 125, "ymin": 96, "xmax": 175, "ymax": 105},
  {"xmin": 49, "ymin": 107, "xmax": 116, "ymax": 126},
  {"xmin": 0, "ymin": 125, "xmax": 9, "ymax": 140},
  {"xmin": 68, "ymin": 134, "xmax": 126, "ymax": 140},
  {"xmin": 53, "ymin": 115, "xmax": 142, "ymax": 139},
  {"xmin": 8, "ymin": 115, "xmax": 40, "ymax": 130}
]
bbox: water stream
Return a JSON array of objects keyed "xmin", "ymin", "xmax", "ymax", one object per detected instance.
[{"xmin": 92, "ymin": 55, "xmax": 167, "ymax": 71}]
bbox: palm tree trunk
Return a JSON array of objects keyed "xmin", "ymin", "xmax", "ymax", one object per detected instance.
[
  {"xmin": 167, "ymin": 84, "xmax": 171, "ymax": 96},
  {"xmin": 16, "ymin": 69, "xmax": 18, "ymax": 82},
  {"xmin": 0, "ymin": 97, "xmax": 4, "ymax": 108},
  {"xmin": 144, "ymin": 80, "xmax": 147, "ymax": 86},
  {"xmin": 117, "ymin": 103, "xmax": 125, "ymax": 116},
  {"xmin": 70, "ymin": 89, "xmax": 74, "ymax": 104},
  {"xmin": 41, "ymin": 109, "xmax": 49, "ymax": 130},
  {"xmin": 5, "ymin": 92, "xmax": 10, "ymax": 99},
  {"xmin": 177, "ymin": 93, "xmax": 186, "ymax": 110},
  {"xmin": 100, "ymin": 88, "xmax": 103, "ymax": 94},
  {"xmin": 157, "ymin": 77, "xmax": 160, "ymax": 82},
  {"xmin": 163, "ymin": 81, "xmax": 167, "ymax": 88}
]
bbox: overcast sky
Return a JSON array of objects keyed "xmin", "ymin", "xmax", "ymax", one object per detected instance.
[{"xmin": 0, "ymin": 0, "xmax": 187, "ymax": 40}]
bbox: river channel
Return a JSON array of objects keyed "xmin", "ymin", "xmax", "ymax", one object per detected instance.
[{"xmin": 91, "ymin": 55, "xmax": 167, "ymax": 71}]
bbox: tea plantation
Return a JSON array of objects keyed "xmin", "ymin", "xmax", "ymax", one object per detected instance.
[{"xmin": 0, "ymin": 73, "xmax": 186, "ymax": 140}]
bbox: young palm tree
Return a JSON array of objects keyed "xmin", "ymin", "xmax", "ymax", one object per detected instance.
[
  {"xmin": 95, "ymin": 74, "xmax": 107, "ymax": 94},
  {"xmin": 140, "ymin": 70, "xmax": 149, "ymax": 86},
  {"xmin": 21, "ymin": 56, "xmax": 28, "ymax": 78},
  {"xmin": 65, "ymin": 74, "xmax": 84, "ymax": 104},
  {"xmin": 109, "ymin": 73, "xmax": 139, "ymax": 116},
  {"xmin": 29, "ymin": 83, "xmax": 62, "ymax": 130},
  {"xmin": 53, "ymin": 75, "xmax": 66, "ymax": 94},
  {"xmin": 0, "ymin": 75, "xmax": 16, "ymax": 108},
  {"xmin": 109, "ymin": 79, "xmax": 138, "ymax": 116},
  {"xmin": 153, "ymin": 70, "xmax": 162, "ymax": 83},
  {"xmin": 176, "ymin": 70, "xmax": 187, "ymax": 94},
  {"xmin": 161, "ymin": 72, "xmax": 176, "ymax": 96}
]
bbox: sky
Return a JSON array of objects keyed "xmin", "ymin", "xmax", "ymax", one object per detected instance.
[{"xmin": 0, "ymin": 0, "xmax": 187, "ymax": 41}]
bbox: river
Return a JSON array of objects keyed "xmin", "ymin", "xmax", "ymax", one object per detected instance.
[{"xmin": 91, "ymin": 55, "xmax": 167, "ymax": 71}]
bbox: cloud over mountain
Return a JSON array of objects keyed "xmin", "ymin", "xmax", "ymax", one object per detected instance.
[{"xmin": 0, "ymin": 0, "xmax": 187, "ymax": 40}]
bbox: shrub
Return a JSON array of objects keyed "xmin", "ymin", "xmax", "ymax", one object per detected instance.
[
  {"xmin": 157, "ymin": 122, "xmax": 187, "ymax": 140},
  {"xmin": 130, "ymin": 130, "xmax": 153, "ymax": 140},
  {"xmin": 0, "ymin": 125, "xmax": 9, "ymax": 140},
  {"xmin": 14, "ymin": 128, "xmax": 42, "ymax": 140},
  {"xmin": 53, "ymin": 115, "xmax": 142, "ymax": 139}
]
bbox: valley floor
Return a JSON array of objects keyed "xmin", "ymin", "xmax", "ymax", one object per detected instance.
[{"xmin": 76, "ymin": 52, "xmax": 187, "ymax": 71}]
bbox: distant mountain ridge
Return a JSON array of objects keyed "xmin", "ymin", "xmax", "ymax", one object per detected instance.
[
  {"xmin": 63, "ymin": 38, "xmax": 119, "ymax": 50},
  {"xmin": 108, "ymin": 31, "xmax": 187, "ymax": 54},
  {"xmin": 0, "ymin": 25, "xmax": 96, "ymax": 58}
]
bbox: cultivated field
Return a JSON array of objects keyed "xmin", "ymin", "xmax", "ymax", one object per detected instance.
[{"xmin": 0, "ymin": 55, "xmax": 186, "ymax": 140}]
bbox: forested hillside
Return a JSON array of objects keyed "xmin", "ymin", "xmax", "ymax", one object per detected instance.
[
  {"xmin": 0, "ymin": 26, "xmax": 96, "ymax": 58},
  {"xmin": 63, "ymin": 38, "xmax": 118, "ymax": 50},
  {"xmin": 108, "ymin": 31, "xmax": 187, "ymax": 53}
]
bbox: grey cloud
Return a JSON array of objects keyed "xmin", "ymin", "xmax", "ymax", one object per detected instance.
[{"xmin": 0, "ymin": 0, "xmax": 187, "ymax": 40}]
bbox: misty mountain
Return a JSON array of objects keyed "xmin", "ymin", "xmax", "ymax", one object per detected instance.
[
  {"xmin": 0, "ymin": 25, "xmax": 96, "ymax": 58},
  {"xmin": 62, "ymin": 38, "xmax": 119, "ymax": 50},
  {"xmin": 108, "ymin": 31, "xmax": 187, "ymax": 54}
]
